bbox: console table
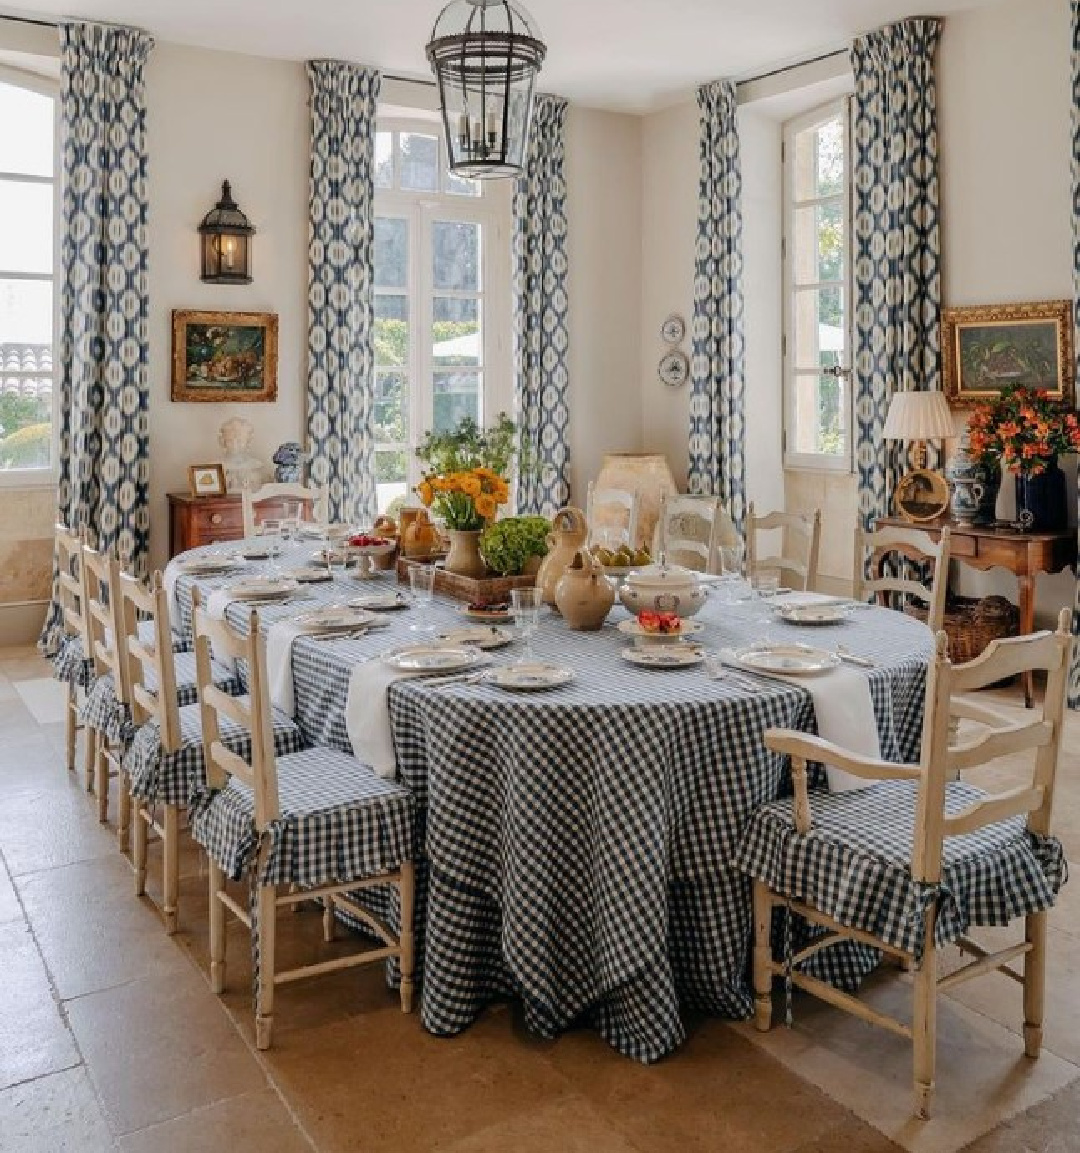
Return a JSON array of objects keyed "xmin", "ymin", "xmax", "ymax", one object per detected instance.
[{"xmin": 874, "ymin": 516, "xmax": 1077, "ymax": 707}]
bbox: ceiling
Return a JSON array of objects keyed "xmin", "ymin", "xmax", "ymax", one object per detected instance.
[{"xmin": 3, "ymin": 0, "xmax": 1012, "ymax": 112}]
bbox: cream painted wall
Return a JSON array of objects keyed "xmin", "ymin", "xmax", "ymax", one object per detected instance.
[
  {"xmin": 563, "ymin": 104, "xmax": 644, "ymax": 501},
  {"xmin": 146, "ymin": 43, "xmax": 310, "ymax": 570}
]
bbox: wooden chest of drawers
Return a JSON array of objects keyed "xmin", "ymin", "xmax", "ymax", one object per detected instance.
[{"xmin": 168, "ymin": 493, "xmax": 245, "ymax": 557}]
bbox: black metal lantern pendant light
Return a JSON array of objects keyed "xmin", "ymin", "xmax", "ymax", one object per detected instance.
[
  {"xmin": 426, "ymin": 0, "xmax": 546, "ymax": 179},
  {"xmin": 199, "ymin": 180, "xmax": 255, "ymax": 284}
]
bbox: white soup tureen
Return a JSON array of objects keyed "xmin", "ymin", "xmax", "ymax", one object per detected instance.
[{"xmin": 618, "ymin": 559, "xmax": 706, "ymax": 618}]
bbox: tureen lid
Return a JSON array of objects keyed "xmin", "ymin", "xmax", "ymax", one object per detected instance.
[{"xmin": 625, "ymin": 560, "xmax": 699, "ymax": 590}]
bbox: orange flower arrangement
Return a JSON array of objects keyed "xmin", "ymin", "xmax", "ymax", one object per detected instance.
[
  {"xmin": 967, "ymin": 385, "xmax": 1080, "ymax": 476},
  {"xmin": 416, "ymin": 466, "xmax": 510, "ymax": 530},
  {"xmin": 414, "ymin": 414, "xmax": 518, "ymax": 531}
]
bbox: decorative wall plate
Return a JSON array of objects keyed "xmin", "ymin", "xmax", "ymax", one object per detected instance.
[
  {"xmin": 659, "ymin": 350, "xmax": 690, "ymax": 388},
  {"xmin": 661, "ymin": 314, "xmax": 686, "ymax": 344}
]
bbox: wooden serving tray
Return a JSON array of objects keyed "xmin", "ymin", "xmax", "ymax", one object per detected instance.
[{"xmin": 396, "ymin": 555, "xmax": 536, "ymax": 604}]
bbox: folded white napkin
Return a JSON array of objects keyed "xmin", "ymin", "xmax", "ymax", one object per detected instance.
[
  {"xmin": 163, "ymin": 559, "xmax": 182, "ymax": 624},
  {"xmin": 346, "ymin": 660, "xmax": 419, "ymax": 780},
  {"xmin": 206, "ymin": 588, "xmax": 235, "ymax": 621},
  {"xmin": 723, "ymin": 649, "xmax": 879, "ymax": 793},
  {"xmin": 265, "ymin": 619, "xmax": 307, "ymax": 716}
]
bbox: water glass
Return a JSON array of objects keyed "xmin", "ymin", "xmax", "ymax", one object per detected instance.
[
  {"xmin": 260, "ymin": 518, "xmax": 283, "ymax": 573},
  {"xmin": 408, "ymin": 565, "xmax": 436, "ymax": 633},
  {"xmin": 511, "ymin": 587, "xmax": 542, "ymax": 663},
  {"xmin": 717, "ymin": 542, "xmax": 747, "ymax": 604}
]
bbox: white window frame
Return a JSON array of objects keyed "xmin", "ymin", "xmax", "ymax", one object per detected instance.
[
  {"xmin": 0, "ymin": 64, "xmax": 59, "ymax": 489},
  {"xmin": 373, "ymin": 115, "xmax": 512, "ymax": 506},
  {"xmin": 781, "ymin": 96, "xmax": 853, "ymax": 474}
]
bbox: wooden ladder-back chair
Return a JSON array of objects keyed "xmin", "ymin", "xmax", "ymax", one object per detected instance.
[
  {"xmin": 82, "ymin": 544, "xmax": 133, "ymax": 833},
  {"xmin": 53, "ymin": 524, "xmax": 93, "ymax": 776},
  {"xmin": 747, "ymin": 503, "xmax": 822, "ymax": 592},
  {"xmin": 652, "ymin": 494, "xmax": 736, "ymax": 574},
  {"xmin": 854, "ymin": 523, "xmax": 952, "ymax": 635},
  {"xmin": 736, "ymin": 609, "xmax": 1073, "ymax": 1119},
  {"xmin": 190, "ymin": 597, "xmax": 416, "ymax": 1049},
  {"xmin": 586, "ymin": 481, "xmax": 641, "ymax": 552},
  {"xmin": 120, "ymin": 577, "xmax": 301, "ymax": 934},
  {"xmin": 241, "ymin": 482, "xmax": 327, "ymax": 538}
]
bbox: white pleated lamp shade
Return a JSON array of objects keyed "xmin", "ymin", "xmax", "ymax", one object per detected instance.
[{"xmin": 882, "ymin": 390, "xmax": 954, "ymax": 441}]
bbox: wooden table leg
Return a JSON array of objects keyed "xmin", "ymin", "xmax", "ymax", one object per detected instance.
[{"xmin": 1018, "ymin": 572, "xmax": 1035, "ymax": 708}]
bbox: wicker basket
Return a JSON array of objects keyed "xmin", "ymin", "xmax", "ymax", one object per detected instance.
[{"xmin": 904, "ymin": 594, "xmax": 1019, "ymax": 664}]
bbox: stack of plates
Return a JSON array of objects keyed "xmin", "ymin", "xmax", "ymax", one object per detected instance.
[
  {"xmin": 621, "ymin": 646, "xmax": 703, "ymax": 669},
  {"xmin": 349, "ymin": 591, "xmax": 410, "ymax": 611},
  {"xmin": 434, "ymin": 625, "xmax": 513, "ymax": 650},
  {"xmin": 177, "ymin": 556, "xmax": 236, "ymax": 576},
  {"xmin": 730, "ymin": 644, "xmax": 840, "ymax": 676},
  {"xmin": 384, "ymin": 646, "xmax": 486, "ymax": 674},
  {"xmin": 488, "ymin": 663, "xmax": 574, "ymax": 691},
  {"xmin": 294, "ymin": 606, "xmax": 376, "ymax": 633},
  {"xmin": 224, "ymin": 578, "xmax": 299, "ymax": 602}
]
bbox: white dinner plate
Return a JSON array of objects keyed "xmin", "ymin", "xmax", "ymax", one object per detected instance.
[
  {"xmin": 488, "ymin": 663, "xmax": 575, "ymax": 691},
  {"xmin": 617, "ymin": 618, "xmax": 705, "ymax": 645},
  {"xmin": 775, "ymin": 602, "xmax": 853, "ymax": 626},
  {"xmin": 294, "ymin": 606, "xmax": 377, "ymax": 633},
  {"xmin": 349, "ymin": 591, "xmax": 411, "ymax": 611},
  {"xmin": 224, "ymin": 578, "xmax": 299, "ymax": 601},
  {"xmin": 621, "ymin": 645, "xmax": 704, "ymax": 669},
  {"xmin": 177, "ymin": 557, "xmax": 237, "ymax": 576},
  {"xmin": 280, "ymin": 566, "xmax": 333, "ymax": 583},
  {"xmin": 731, "ymin": 644, "xmax": 840, "ymax": 676},
  {"xmin": 235, "ymin": 545, "xmax": 272, "ymax": 561},
  {"xmin": 435, "ymin": 625, "xmax": 514, "ymax": 650},
  {"xmin": 460, "ymin": 605, "xmax": 513, "ymax": 624},
  {"xmin": 383, "ymin": 646, "xmax": 485, "ymax": 674}
]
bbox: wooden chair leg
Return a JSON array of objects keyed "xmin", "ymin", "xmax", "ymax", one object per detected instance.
[
  {"xmin": 399, "ymin": 861, "xmax": 416, "ymax": 1014},
  {"xmin": 209, "ymin": 860, "xmax": 227, "ymax": 995},
  {"xmin": 65, "ymin": 685, "xmax": 77, "ymax": 772},
  {"xmin": 912, "ymin": 909, "xmax": 938, "ymax": 1120},
  {"xmin": 95, "ymin": 742, "xmax": 110, "ymax": 824},
  {"xmin": 322, "ymin": 897, "xmax": 336, "ymax": 943},
  {"xmin": 133, "ymin": 803, "xmax": 148, "ymax": 897},
  {"xmin": 1023, "ymin": 911, "xmax": 1047, "ymax": 1058},
  {"xmin": 84, "ymin": 727, "xmax": 97, "ymax": 793},
  {"xmin": 162, "ymin": 804, "xmax": 180, "ymax": 935},
  {"xmin": 752, "ymin": 880, "xmax": 773, "ymax": 1031},
  {"xmin": 117, "ymin": 774, "xmax": 132, "ymax": 856},
  {"xmin": 255, "ymin": 883, "xmax": 277, "ymax": 1050}
]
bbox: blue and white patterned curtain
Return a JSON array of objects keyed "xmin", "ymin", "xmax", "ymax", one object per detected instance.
[
  {"xmin": 687, "ymin": 80, "xmax": 746, "ymax": 535},
  {"xmin": 41, "ymin": 23, "xmax": 154, "ymax": 654},
  {"xmin": 306, "ymin": 61, "xmax": 380, "ymax": 525},
  {"xmin": 1069, "ymin": 0, "xmax": 1080, "ymax": 708},
  {"xmin": 513, "ymin": 95, "xmax": 570, "ymax": 517},
  {"xmin": 851, "ymin": 20, "xmax": 943, "ymax": 531}
]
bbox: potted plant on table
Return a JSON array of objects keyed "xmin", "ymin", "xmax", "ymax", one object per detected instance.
[
  {"xmin": 966, "ymin": 385, "xmax": 1080, "ymax": 532},
  {"xmin": 415, "ymin": 414, "xmax": 517, "ymax": 577}
]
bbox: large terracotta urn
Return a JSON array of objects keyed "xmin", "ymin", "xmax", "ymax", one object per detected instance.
[{"xmin": 594, "ymin": 453, "xmax": 677, "ymax": 552}]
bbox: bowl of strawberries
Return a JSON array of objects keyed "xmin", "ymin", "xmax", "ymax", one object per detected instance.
[{"xmin": 616, "ymin": 610, "xmax": 705, "ymax": 646}]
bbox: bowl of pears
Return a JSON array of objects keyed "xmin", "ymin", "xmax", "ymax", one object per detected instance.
[{"xmin": 590, "ymin": 543, "xmax": 653, "ymax": 577}]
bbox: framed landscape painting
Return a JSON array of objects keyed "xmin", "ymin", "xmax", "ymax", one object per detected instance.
[
  {"xmin": 171, "ymin": 309, "xmax": 279, "ymax": 402},
  {"xmin": 942, "ymin": 300, "xmax": 1074, "ymax": 408}
]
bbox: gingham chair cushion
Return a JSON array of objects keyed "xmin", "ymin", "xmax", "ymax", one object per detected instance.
[
  {"xmin": 80, "ymin": 656, "xmax": 241, "ymax": 749},
  {"xmin": 136, "ymin": 619, "xmax": 191, "ymax": 654},
  {"xmin": 732, "ymin": 779, "xmax": 1067, "ymax": 962},
  {"xmin": 123, "ymin": 699, "xmax": 306, "ymax": 808},
  {"xmin": 192, "ymin": 747, "xmax": 415, "ymax": 889},
  {"xmin": 51, "ymin": 634, "xmax": 95, "ymax": 689}
]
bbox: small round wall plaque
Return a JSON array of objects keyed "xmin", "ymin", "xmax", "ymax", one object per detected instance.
[
  {"xmin": 658, "ymin": 350, "xmax": 690, "ymax": 388},
  {"xmin": 661, "ymin": 314, "xmax": 686, "ymax": 344}
]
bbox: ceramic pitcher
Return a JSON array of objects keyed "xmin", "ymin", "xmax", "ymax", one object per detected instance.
[
  {"xmin": 555, "ymin": 548, "xmax": 615, "ymax": 630},
  {"xmin": 535, "ymin": 506, "xmax": 589, "ymax": 605}
]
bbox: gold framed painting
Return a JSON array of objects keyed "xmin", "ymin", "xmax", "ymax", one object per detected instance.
[
  {"xmin": 942, "ymin": 300, "xmax": 1074, "ymax": 408},
  {"xmin": 171, "ymin": 309, "xmax": 279, "ymax": 402},
  {"xmin": 188, "ymin": 463, "xmax": 227, "ymax": 498},
  {"xmin": 894, "ymin": 469, "xmax": 950, "ymax": 523}
]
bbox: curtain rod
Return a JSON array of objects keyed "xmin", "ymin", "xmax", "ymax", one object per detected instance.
[
  {"xmin": 383, "ymin": 72, "xmax": 436, "ymax": 89},
  {"xmin": 736, "ymin": 47, "xmax": 849, "ymax": 88},
  {"xmin": 0, "ymin": 13, "xmax": 58, "ymax": 28}
]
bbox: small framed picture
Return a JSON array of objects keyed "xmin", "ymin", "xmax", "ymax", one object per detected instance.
[{"xmin": 188, "ymin": 463, "xmax": 227, "ymax": 498}]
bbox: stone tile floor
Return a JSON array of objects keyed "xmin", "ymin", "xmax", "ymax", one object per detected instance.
[{"xmin": 1, "ymin": 644, "xmax": 1079, "ymax": 1152}]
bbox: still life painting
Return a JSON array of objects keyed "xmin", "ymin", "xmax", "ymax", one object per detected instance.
[
  {"xmin": 171, "ymin": 309, "xmax": 279, "ymax": 402},
  {"xmin": 943, "ymin": 300, "xmax": 1074, "ymax": 408}
]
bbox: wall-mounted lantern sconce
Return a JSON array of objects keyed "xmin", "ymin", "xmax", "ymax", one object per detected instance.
[{"xmin": 198, "ymin": 180, "xmax": 254, "ymax": 284}]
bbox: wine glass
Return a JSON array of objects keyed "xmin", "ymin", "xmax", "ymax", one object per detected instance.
[
  {"xmin": 408, "ymin": 565, "xmax": 436, "ymax": 634},
  {"xmin": 511, "ymin": 587, "xmax": 542, "ymax": 664},
  {"xmin": 717, "ymin": 541, "xmax": 746, "ymax": 605}
]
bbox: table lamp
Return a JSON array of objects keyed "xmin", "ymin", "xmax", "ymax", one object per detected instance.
[{"xmin": 882, "ymin": 390, "xmax": 955, "ymax": 522}]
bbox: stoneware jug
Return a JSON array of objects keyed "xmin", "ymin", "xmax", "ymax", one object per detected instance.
[
  {"xmin": 401, "ymin": 508, "xmax": 439, "ymax": 557},
  {"xmin": 536, "ymin": 506, "xmax": 589, "ymax": 605},
  {"xmin": 555, "ymin": 548, "xmax": 615, "ymax": 630}
]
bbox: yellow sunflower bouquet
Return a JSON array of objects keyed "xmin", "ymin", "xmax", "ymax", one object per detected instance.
[{"xmin": 414, "ymin": 415, "xmax": 517, "ymax": 531}]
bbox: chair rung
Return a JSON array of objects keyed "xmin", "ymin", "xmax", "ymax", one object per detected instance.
[
  {"xmin": 332, "ymin": 894, "xmax": 397, "ymax": 948},
  {"xmin": 217, "ymin": 888, "xmax": 251, "ymax": 928},
  {"xmin": 770, "ymin": 963, "xmax": 913, "ymax": 1040},
  {"xmin": 275, "ymin": 872, "xmax": 402, "ymax": 908},
  {"xmin": 273, "ymin": 944, "xmax": 399, "ymax": 986},
  {"xmin": 783, "ymin": 895, "xmax": 911, "ymax": 961},
  {"xmin": 938, "ymin": 942, "xmax": 1030, "ymax": 993}
]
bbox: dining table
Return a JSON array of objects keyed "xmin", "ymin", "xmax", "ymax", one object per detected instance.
[{"xmin": 168, "ymin": 538, "xmax": 934, "ymax": 1063}]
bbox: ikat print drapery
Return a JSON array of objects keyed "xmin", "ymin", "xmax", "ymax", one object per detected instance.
[
  {"xmin": 306, "ymin": 61, "xmax": 381, "ymax": 525},
  {"xmin": 1069, "ymin": 0, "xmax": 1080, "ymax": 708},
  {"xmin": 41, "ymin": 22, "xmax": 154, "ymax": 654},
  {"xmin": 687, "ymin": 79, "xmax": 746, "ymax": 535},
  {"xmin": 512, "ymin": 95, "xmax": 570, "ymax": 517},
  {"xmin": 851, "ymin": 19, "xmax": 943, "ymax": 532}
]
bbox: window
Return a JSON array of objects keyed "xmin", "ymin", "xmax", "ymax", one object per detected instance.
[
  {"xmin": 373, "ymin": 119, "xmax": 511, "ymax": 513},
  {"xmin": 782, "ymin": 98, "xmax": 852, "ymax": 471},
  {"xmin": 0, "ymin": 71, "xmax": 56, "ymax": 483}
]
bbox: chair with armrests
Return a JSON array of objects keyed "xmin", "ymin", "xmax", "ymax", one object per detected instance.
[
  {"xmin": 854, "ymin": 523, "xmax": 952, "ymax": 634},
  {"xmin": 190, "ymin": 599, "xmax": 416, "ymax": 1049},
  {"xmin": 50, "ymin": 524, "xmax": 96, "ymax": 777},
  {"xmin": 586, "ymin": 481, "xmax": 640, "ymax": 552},
  {"xmin": 734, "ymin": 609, "xmax": 1073, "ymax": 1119},
  {"xmin": 652, "ymin": 494, "xmax": 737, "ymax": 574},
  {"xmin": 241, "ymin": 482, "xmax": 327, "ymax": 537},
  {"xmin": 746, "ymin": 503, "xmax": 821, "ymax": 591},
  {"xmin": 120, "ymin": 578, "xmax": 304, "ymax": 933}
]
